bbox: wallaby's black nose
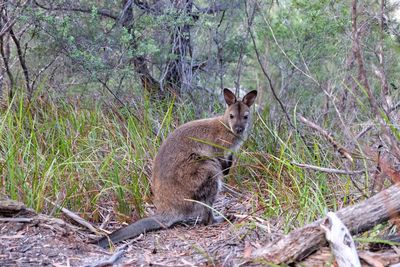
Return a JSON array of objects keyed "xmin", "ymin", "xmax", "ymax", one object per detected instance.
[{"xmin": 235, "ymin": 126, "xmax": 244, "ymax": 134}]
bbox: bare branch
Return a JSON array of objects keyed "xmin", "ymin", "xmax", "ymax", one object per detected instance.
[
  {"xmin": 291, "ymin": 162, "xmax": 367, "ymax": 175},
  {"xmin": 298, "ymin": 115, "xmax": 353, "ymax": 162},
  {"xmin": 44, "ymin": 198, "xmax": 98, "ymax": 234},
  {"xmin": 0, "ymin": 217, "xmax": 33, "ymax": 222},
  {"xmin": 30, "ymin": 56, "xmax": 59, "ymax": 90},
  {"xmin": 34, "ymin": 1, "xmax": 118, "ymax": 20}
]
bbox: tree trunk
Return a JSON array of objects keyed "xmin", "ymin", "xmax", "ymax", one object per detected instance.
[
  {"xmin": 251, "ymin": 183, "xmax": 400, "ymax": 264},
  {"xmin": 163, "ymin": 0, "xmax": 193, "ymax": 95},
  {"xmin": 120, "ymin": 1, "xmax": 162, "ymax": 96}
]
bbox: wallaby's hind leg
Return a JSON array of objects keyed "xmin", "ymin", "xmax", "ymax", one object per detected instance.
[
  {"xmin": 202, "ymin": 207, "xmax": 224, "ymax": 225},
  {"xmin": 191, "ymin": 159, "xmax": 225, "ymax": 225}
]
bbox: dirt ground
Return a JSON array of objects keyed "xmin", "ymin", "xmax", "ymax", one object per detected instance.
[
  {"xmin": 0, "ymin": 192, "xmax": 280, "ymax": 266},
  {"xmin": 1, "ymin": 192, "xmax": 399, "ymax": 266}
]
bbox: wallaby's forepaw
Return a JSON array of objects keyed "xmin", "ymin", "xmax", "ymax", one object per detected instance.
[
  {"xmin": 211, "ymin": 215, "xmax": 225, "ymax": 224},
  {"xmin": 95, "ymin": 236, "xmax": 112, "ymax": 249}
]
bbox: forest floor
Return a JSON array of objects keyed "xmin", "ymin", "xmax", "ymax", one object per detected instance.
[{"xmin": 1, "ymin": 191, "xmax": 399, "ymax": 266}]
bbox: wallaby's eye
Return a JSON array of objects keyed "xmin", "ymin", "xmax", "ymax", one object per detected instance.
[
  {"xmin": 244, "ymin": 115, "xmax": 249, "ymax": 120},
  {"xmin": 229, "ymin": 114, "xmax": 234, "ymax": 119}
]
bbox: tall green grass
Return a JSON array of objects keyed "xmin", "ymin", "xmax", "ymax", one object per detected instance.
[{"xmin": 0, "ymin": 92, "xmax": 355, "ymax": 229}]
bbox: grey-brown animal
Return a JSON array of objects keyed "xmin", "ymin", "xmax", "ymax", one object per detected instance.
[{"xmin": 97, "ymin": 88, "xmax": 257, "ymax": 248}]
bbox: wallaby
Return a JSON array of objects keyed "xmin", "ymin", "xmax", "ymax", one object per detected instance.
[{"xmin": 97, "ymin": 88, "xmax": 257, "ymax": 248}]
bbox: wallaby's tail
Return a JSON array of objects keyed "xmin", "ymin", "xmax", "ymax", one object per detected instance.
[{"xmin": 96, "ymin": 214, "xmax": 178, "ymax": 248}]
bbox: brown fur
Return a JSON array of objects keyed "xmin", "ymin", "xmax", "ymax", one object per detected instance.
[{"xmin": 97, "ymin": 88, "xmax": 257, "ymax": 248}]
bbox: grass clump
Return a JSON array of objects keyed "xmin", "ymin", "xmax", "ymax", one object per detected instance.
[
  {"xmin": 0, "ymin": 93, "xmax": 158, "ymax": 221},
  {"xmin": 0, "ymin": 91, "xmax": 362, "ymax": 230}
]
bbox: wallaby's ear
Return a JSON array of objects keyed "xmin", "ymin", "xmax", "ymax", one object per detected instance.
[
  {"xmin": 223, "ymin": 88, "xmax": 237, "ymax": 106},
  {"xmin": 242, "ymin": 90, "xmax": 257, "ymax": 107}
]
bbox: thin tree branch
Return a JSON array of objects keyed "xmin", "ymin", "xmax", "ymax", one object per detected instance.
[
  {"xmin": 34, "ymin": 1, "xmax": 118, "ymax": 20},
  {"xmin": 234, "ymin": 1, "xmax": 256, "ymax": 95},
  {"xmin": 9, "ymin": 27, "xmax": 31, "ymax": 98},
  {"xmin": 291, "ymin": 162, "xmax": 368, "ymax": 175},
  {"xmin": 30, "ymin": 55, "xmax": 59, "ymax": 90},
  {"xmin": 247, "ymin": 9, "xmax": 295, "ymax": 130},
  {"xmin": 298, "ymin": 115, "xmax": 353, "ymax": 162},
  {"xmin": 44, "ymin": 198, "xmax": 98, "ymax": 234}
]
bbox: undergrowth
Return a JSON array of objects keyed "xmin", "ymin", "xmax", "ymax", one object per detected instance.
[{"xmin": 0, "ymin": 91, "xmax": 358, "ymax": 231}]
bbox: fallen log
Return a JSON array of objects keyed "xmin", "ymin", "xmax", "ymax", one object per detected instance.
[
  {"xmin": 0, "ymin": 199, "xmax": 26, "ymax": 215},
  {"xmin": 252, "ymin": 183, "xmax": 400, "ymax": 264},
  {"xmin": 297, "ymin": 247, "xmax": 400, "ymax": 267},
  {"xmin": 0, "ymin": 198, "xmax": 36, "ymax": 218}
]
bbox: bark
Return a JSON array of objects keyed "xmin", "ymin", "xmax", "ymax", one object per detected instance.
[
  {"xmin": 10, "ymin": 27, "xmax": 32, "ymax": 98},
  {"xmin": 0, "ymin": 1, "xmax": 15, "ymax": 99},
  {"xmin": 163, "ymin": 0, "xmax": 194, "ymax": 95},
  {"xmin": 119, "ymin": 1, "xmax": 161, "ymax": 96},
  {"xmin": 0, "ymin": 31, "xmax": 12, "ymax": 99},
  {"xmin": 251, "ymin": 183, "xmax": 400, "ymax": 264},
  {"xmin": 0, "ymin": 198, "xmax": 26, "ymax": 214}
]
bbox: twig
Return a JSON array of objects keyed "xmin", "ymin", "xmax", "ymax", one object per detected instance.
[
  {"xmin": 356, "ymin": 124, "xmax": 373, "ymax": 140},
  {"xmin": 44, "ymin": 198, "xmax": 98, "ymax": 234},
  {"xmin": 0, "ymin": 217, "xmax": 32, "ymax": 223},
  {"xmin": 298, "ymin": 115, "xmax": 353, "ymax": 162},
  {"xmin": 31, "ymin": 55, "xmax": 59, "ymax": 90},
  {"xmin": 34, "ymin": 1, "xmax": 118, "ymax": 20},
  {"xmin": 89, "ymin": 235, "xmax": 145, "ymax": 267},
  {"xmin": 89, "ymin": 247, "xmax": 126, "ymax": 267},
  {"xmin": 291, "ymin": 162, "xmax": 366, "ymax": 175},
  {"xmin": 100, "ymin": 213, "xmax": 111, "ymax": 230},
  {"xmin": 49, "ymin": 191, "xmax": 64, "ymax": 217},
  {"xmin": 0, "ymin": 1, "xmax": 29, "ymax": 38},
  {"xmin": 294, "ymin": 161, "xmax": 367, "ymax": 196},
  {"xmin": 221, "ymin": 183, "xmax": 242, "ymax": 198}
]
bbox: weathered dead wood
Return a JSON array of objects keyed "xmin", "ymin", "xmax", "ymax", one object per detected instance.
[
  {"xmin": 297, "ymin": 247, "xmax": 400, "ymax": 267},
  {"xmin": 321, "ymin": 212, "xmax": 360, "ymax": 267},
  {"xmin": 0, "ymin": 198, "xmax": 36, "ymax": 218},
  {"xmin": 90, "ymin": 248, "xmax": 126, "ymax": 267},
  {"xmin": 0, "ymin": 199, "xmax": 26, "ymax": 214},
  {"xmin": 251, "ymin": 183, "xmax": 400, "ymax": 264},
  {"xmin": 0, "ymin": 217, "xmax": 32, "ymax": 223},
  {"xmin": 45, "ymin": 198, "xmax": 98, "ymax": 234}
]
